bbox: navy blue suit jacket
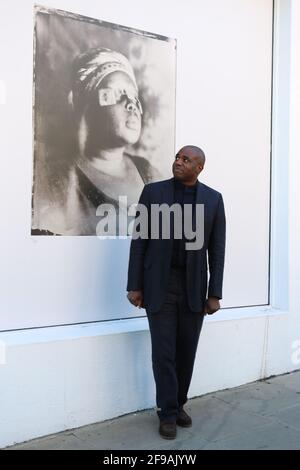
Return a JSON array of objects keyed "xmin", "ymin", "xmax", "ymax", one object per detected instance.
[{"xmin": 127, "ymin": 177, "xmax": 226, "ymax": 313}]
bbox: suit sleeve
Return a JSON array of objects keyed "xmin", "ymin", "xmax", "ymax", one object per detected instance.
[
  {"xmin": 207, "ymin": 194, "xmax": 226, "ymax": 299},
  {"xmin": 126, "ymin": 184, "xmax": 150, "ymax": 291}
]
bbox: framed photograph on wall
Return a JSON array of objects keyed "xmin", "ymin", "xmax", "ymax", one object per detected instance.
[{"xmin": 32, "ymin": 5, "xmax": 177, "ymax": 236}]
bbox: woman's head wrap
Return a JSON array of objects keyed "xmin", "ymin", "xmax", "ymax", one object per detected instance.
[{"xmin": 69, "ymin": 48, "xmax": 138, "ymax": 111}]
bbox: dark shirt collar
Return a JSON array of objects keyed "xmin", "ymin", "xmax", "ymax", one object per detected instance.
[{"xmin": 173, "ymin": 178, "xmax": 198, "ymax": 191}]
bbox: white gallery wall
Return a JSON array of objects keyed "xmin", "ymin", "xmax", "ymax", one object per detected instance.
[
  {"xmin": 1, "ymin": 0, "xmax": 300, "ymax": 448},
  {"xmin": 0, "ymin": 0, "xmax": 273, "ymax": 331}
]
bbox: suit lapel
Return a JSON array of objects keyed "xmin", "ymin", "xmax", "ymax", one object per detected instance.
[
  {"xmin": 161, "ymin": 178, "xmax": 175, "ymax": 240},
  {"xmin": 193, "ymin": 180, "xmax": 205, "ymax": 232},
  {"xmin": 195, "ymin": 180, "xmax": 205, "ymax": 204},
  {"xmin": 186, "ymin": 181, "xmax": 206, "ymax": 265},
  {"xmin": 161, "ymin": 178, "xmax": 175, "ymax": 206}
]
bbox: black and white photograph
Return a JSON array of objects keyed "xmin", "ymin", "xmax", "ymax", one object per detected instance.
[{"xmin": 31, "ymin": 6, "xmax": 176, "ymax": 236}]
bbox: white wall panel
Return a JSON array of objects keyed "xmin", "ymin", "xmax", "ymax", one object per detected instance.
[{"xmin": 0, "ymin": 0, "xmax": 273, "ymax": 330}]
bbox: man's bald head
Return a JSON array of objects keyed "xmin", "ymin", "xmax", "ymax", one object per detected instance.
[{"xmin": 178, "ymin": 145, "xmax": 206, "ymax": 167}]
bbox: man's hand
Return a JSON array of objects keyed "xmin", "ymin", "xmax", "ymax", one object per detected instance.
[
  {"xmin": 127, "ymin": 290, "xmax": 143, "ymax": 308},
  {"xmin": 204, "ymin": 297, "xmax": 220, "ymax": 315}
]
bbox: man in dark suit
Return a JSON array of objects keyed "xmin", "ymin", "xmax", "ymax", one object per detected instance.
[{"xmin": 127, "ymin": 145, "xmax": 226, "ymax": 439}]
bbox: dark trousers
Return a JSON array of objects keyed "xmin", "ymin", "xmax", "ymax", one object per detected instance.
[{"xmin": 146, "ymin": 266, "xmax": 205, "ymax": 422}]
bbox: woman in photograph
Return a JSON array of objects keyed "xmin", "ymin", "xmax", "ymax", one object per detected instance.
[{"xmin": 34, "ymin": 47, "xmax": 160, "ymax": 235}]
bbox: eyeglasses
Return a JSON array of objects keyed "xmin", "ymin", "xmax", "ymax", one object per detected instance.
[{"xmin": 98, "ymin": 87, "xmax": 143, "ymax": 115}]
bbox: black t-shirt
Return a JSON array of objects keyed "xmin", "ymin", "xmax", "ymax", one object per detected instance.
[{"xmin": 171, "ymin": 178, "xmax": 197, "ymax": 268}]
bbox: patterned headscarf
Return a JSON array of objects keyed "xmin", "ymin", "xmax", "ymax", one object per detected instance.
[{"xmin": 69, "ymin": 48, "xmax": 138, "ymax": 111}]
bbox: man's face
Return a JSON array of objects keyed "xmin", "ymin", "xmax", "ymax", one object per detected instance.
[
  {"xmin": 172, "ymin": 147, "xmax": 203, "ymax": 183},
  {"xmin": 97, "ymin": 71, "xmax": 142, "ymax": 146}
]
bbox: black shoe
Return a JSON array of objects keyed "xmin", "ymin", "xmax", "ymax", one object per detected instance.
[
  {"xmin": 159, "ymin": 421, "xmax": 177, "ymax": 439},
  {"xmin": 176, "ymin": 408, "xmax": 192, "ymax": 427}
]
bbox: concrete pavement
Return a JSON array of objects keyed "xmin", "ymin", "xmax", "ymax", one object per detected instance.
[{"xmin": 7, "ymin": 370, "xmax": 300, "ymax": 450}]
